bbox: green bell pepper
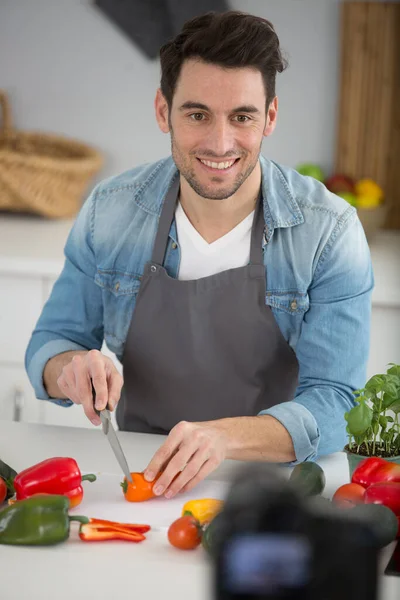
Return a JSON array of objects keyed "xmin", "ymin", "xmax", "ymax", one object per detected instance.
[{"xmin": 0, "ymin": 494, "xmax": 89, "ymax": 545}]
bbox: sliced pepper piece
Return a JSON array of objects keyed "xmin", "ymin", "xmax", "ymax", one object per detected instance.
[
  {"xmin": 0, "ymin": 495, "xmax": 88, "ymax": 546},
  {"xmin": 79, "ymin": 523, "xmax": 146, "ymax": 542},
  {"xmin": 13, "ymin": 457, "xmax": 96, "ymax": 508},
  {"xmin": 88, "ymin": 518, "xmax": 150, "ymax": 533}
]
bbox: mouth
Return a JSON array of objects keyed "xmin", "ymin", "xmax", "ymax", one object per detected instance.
[{"xmin": 196, "ymin": 157, "xmax": 240, "ymax": 174}]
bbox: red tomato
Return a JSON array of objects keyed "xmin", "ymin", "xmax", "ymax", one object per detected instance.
[
  {"xmin": 332, "ymin": 483, "xmax": 366, "ymax": 508},
  {"xmin": 0, "ymin": 477, "xmax": 7, "ymax": 503},
  {"xmin": 168, "ymin": 515, "xmax": 202, "ymax": 550}
]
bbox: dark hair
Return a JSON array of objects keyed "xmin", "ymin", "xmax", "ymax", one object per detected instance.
[{"xmin": 160, "ymin": 11, "xmax": 288, "ymax": 110}]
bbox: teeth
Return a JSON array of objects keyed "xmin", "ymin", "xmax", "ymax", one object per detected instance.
[{"xmin": 200, "ymin": 159, "xmax": 236, "ymax": 170}]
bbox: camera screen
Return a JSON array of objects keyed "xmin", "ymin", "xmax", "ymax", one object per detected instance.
[{"xmin": 221, "ymin": 533, "xmax": 311, "ymax": 598}]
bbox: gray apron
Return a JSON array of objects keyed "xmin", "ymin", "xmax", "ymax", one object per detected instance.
[{"xmin": 117, "ymin": 176, "xmax": 299, "ymax": 433}]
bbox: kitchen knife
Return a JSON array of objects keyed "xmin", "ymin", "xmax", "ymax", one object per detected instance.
[{"xmin": 93, "ymin": 387, "xmax": 133, "ymax": 483}]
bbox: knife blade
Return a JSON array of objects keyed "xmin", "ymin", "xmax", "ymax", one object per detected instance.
[
  {"xmin": 101, "ymin": 410, "xmax": 133, "ymax": 483},
  {"xmin": 92, "ymin": 386, "xmax": 133, "ymax": 483}
]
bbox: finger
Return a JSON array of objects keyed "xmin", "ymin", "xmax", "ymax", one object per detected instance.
[
  {"xmin": 72, "ymin": 355, "xmax": 92, "ymax": 405},
  {"xmin": 87, "ymin": 351, "xmax": 108, "ymax": 410},
  {"xmin": 179, "ymin": 458, "xmax": 220, "ymax": 495},
  {"xmin": 152, "ymin": 441, "xmax": 199, "ymax": 496},
  {"xmin": 107, "ymin": 369, "xmax": 123, "ymax": 411},
  {"xmin": 81, "ymin": 397, "xmax": 102, "ymax": 426},
  {"xmin": 164, "ymin": 447, "xmax": 210, "ymax": 498},
  {"xmin": 144, "ymin": 424, "xmax": 185, "ymax": 482}
]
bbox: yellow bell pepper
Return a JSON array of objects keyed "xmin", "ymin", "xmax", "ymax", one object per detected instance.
[
  {"xmin": 182, "ymin": 498, "xmax": 224, "ymax": 524},
  {"xmin": 355, "ymin": 179, "xmax": 384, "ymax": 208}
]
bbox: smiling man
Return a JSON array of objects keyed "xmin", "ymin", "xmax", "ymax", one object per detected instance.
[{"xmin": 26, "ymin": 11, "xmax": 373, "ymax": 498}]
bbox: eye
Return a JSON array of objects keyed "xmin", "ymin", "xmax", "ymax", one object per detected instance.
[
  {"xmin": 189, "ymin": 113, "xmax": 206, "ymax": 121},
  {"xmin": 234, "ymin": 115, "xmax": 251, "ymax": 123}
]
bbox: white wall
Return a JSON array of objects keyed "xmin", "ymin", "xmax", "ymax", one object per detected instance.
[{"xmin": 0, "ymin": 0, "xmax": 340, "ymax": 181}]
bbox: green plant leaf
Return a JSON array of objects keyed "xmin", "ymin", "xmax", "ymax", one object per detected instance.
[
  {"xmin": 345, "ymin": 402, "xmax": 373, "ymax": 436},
  {"xmin": 389, "ymin": 400, "xmax": 400, "ymax": 414},
  {"xmin": 382, "ymin": 380, "xmax": 399, "ymax": 397},
  {"xmin": 379, "ymin": 416, "xmax": 388, "ymax": 430},
  {"xmin": 365, "ymin": 375, "xmax": 386, "ymax": 394},
  {"xmin": 383, "ymin": 392, "xmax": 398, "ymax": 410},
  {"xmin": 387, "ymin": 364, "xmax": 400, "ymax": 378}
]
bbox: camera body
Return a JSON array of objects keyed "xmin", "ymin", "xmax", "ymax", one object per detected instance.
[{"xmin": 214, "ymin": 464, "xmax": 378, "ymax": 600}]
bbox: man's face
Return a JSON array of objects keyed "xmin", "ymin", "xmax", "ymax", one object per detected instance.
[{"xmin": 156, "ymin": 59, "xmax": 277, "ymax": 200}]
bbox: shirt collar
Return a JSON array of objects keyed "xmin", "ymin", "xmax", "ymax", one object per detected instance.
[{"xmin": 134, "ymin": 155, "xmax": 304, "ymax": 244}]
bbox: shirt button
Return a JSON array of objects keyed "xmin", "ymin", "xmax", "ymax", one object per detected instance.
[
  {"xmin": 290, "ymin": 300, "xmax": 297, "ymax": 311},
  {"xmin": 151, "ymin": 265, "xmax": 157, "ymax": 273},
  {"xmin": 114, "ymin": 282, "xmax": 120, "ymax": 291},
  {"xmin": 172, "ymin": 242, "xmax": 177, "ymax": 249}
]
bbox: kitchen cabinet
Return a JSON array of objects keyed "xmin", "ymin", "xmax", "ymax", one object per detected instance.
[{"xmin": 0, "ymin": 214, "xmax": 399, "ymax": 428}]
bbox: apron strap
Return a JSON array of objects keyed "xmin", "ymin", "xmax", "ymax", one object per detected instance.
[
  {"xmin": 249, "ymin": 190, "xmax": 266, "ymax": 266},
  {"xmin": 151, "ymin": 174, "xmax": 266, "ymax": 267},
  {"xmin": 151, "ymin": 175, "xmax": 180, "ymax": 266}
]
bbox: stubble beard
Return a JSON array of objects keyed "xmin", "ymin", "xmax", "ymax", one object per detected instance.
[{"xmin": 170, "ymin": 129, "xmax": 262, "ymax": 201}]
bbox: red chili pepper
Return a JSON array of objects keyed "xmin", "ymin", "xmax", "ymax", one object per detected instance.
[
  {"xmin": 79, "ymin": 523, "xmax": 146, "ymax": 542},
  {"xmin": 352, "ymin": 457, "xmax": 400, "ymax": 488},
  {"xmin": 13, "ymin": 458, "xmax": 96, "ymax": 508}
]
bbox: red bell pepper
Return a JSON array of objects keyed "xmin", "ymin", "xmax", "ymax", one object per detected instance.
[
  {"xmin": 13, "ymin": 458, "xmax": 96, "ymax": 508},
  {"xmin": 352, "ymin": 457, "xmax": 400, "ymax": 488},
  {"xmin": 364, "ymin": 481, "xmax": 400, "ymax": 537}
]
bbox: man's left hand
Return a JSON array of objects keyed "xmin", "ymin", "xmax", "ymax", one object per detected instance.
[{"xmin": 143, "ymin": 420, "xmax": 228, "ymax": 498}]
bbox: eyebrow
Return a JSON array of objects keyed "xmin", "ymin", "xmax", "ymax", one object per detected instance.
[{"xmin": 178, "ymin": 101, "xmax": 260, "ymax": 114}]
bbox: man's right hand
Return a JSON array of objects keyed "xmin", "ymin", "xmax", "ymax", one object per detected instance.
[{"xmin": 45, "ymin": 350, "xmax": 123, "ymax": 426}]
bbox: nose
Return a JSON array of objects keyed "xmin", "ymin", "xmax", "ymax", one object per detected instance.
[{"xmin": 204, "ymin": 118, "xmax": 236, "ymax": 158}]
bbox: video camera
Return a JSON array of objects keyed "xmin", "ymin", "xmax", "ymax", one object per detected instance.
[{"xmin": 212, "ymin": 463, "xmax": 383, "ymax": 600}]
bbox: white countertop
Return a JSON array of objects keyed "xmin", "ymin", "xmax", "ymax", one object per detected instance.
[
  {"xmin": 0, "ymin": 421, "xmax": 398, "ymax": 600},
  {"xmin": 0, "ymin": 214, "xmax": 74, "ymax": 278},
  {"xmin": 0, "ymin": 214, "xmax": 399, "ymax": 306}
]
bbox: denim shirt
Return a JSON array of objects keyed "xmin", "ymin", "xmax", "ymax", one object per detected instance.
[{"xmin": 25, "ymin": 155, "xmax": 373, "ymax": 463}]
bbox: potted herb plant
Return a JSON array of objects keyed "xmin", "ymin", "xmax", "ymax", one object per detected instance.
[{"xmin": 344, "ymin": 364, "xmax": 400, "ymax": 477}]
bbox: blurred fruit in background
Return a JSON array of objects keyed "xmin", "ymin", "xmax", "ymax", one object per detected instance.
[
  {"xmin": 296, "ymin": 163, "xmax": 325, "ymax": 182},
  {"xmin": 325, "ymin": 174, "xmax": 356, "ymax": 196},
  {"xmin": 355, "ymin": 179, "xmax": 384, "ymax": 209},
  {"xmin": 296, "ymin": 163, "xmax": 386, "ymax": 240}
]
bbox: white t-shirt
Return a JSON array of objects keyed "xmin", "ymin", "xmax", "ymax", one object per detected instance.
[{"xmin": 175, "ymin": 202, "xmax": 255, "ymax": 281}]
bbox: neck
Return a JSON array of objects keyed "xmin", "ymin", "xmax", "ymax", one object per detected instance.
[{"xmin": 179, "ymin": 162, "xmax": 261, "ymax": 244}]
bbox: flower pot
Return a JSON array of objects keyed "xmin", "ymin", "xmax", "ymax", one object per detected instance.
[{"xmin": 345, "ymin": 448, "xmax": 400, "ymax": 480}]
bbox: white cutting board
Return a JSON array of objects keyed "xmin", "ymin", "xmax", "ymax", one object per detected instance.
[{"xmin": 70, "ymin": 472, "xmax": 228, "ymax": 531}]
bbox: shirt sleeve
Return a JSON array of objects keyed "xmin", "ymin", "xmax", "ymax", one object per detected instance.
[
  {"xmin": 25, "ymin": 187, "xmax": 104, "ymax": 404},
  {"xmin": 259, "ymin": 208, "xmax": 374, "ymax": 463}
]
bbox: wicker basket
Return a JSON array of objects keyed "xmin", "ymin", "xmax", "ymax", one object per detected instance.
[{"xmin": 0, "ymin": 91, "xmax": 103, "ymax": 218}]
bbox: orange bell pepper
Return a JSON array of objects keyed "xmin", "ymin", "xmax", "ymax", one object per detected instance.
[{"xmin": 121, "ymin": 472, "xmax": 161, "ymax": 502}]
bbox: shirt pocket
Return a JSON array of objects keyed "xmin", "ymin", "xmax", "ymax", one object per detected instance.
[
  {"xmin": 95, "ymin": 269, "xmax": 142, "ymax": 356},
  {"xmin": 265, "ymin": 290, "xmax": 309, "ymax": 348}
]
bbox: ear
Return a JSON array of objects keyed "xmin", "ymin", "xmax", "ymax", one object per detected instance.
[
  {"xmin": 155, "ymin": 88, "xmax": 170, "ymax": 133},
  {"xmin": 263, "ymin": 96, "xmax": 278, "ymax": 137}
]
